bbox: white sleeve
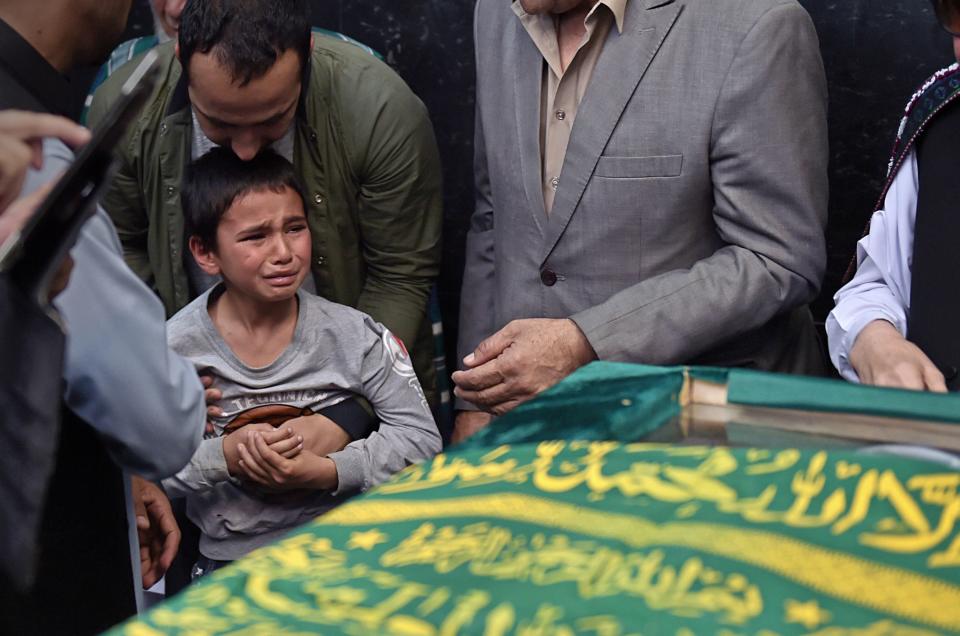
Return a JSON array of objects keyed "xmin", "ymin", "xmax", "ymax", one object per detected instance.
[
  {"xmin": 24, "ymin": 139, "xmax": 204, "ymax": 480},
  {"xmin": 826, "ymin": 149, "xmax": 918, "ymax": 382}
]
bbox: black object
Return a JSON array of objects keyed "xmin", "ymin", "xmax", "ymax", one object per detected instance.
[
  {"xmin": 0, "ymin": 50, "xmax": 160, "ymax": 304},
  {"xmin": 28, "ymin": 410, "xmax": 138, "ymax": 635},
  {"xmin": 0, "ymin": 276, "xmax": 64, "ymax": 593},
  {"xmin": 0, "ymin": 48, "xmax": 160, "ymax": 635},
  {"xmin": 910, "ymin": 97, "xmax": 960, "ymax": 390}
]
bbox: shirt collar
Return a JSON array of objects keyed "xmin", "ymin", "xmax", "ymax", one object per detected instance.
[
  {"xmin": 0, "ymin": 17, "xmax": 77, "ymax": 118},
  {"xmin": 511, "ymin": 0, "xmax": 629, "ymax": 34}
]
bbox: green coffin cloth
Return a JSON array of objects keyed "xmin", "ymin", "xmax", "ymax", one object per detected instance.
[
  {"xmin": 114, "ymin": 442, "xmax": 960, "ymax": 635},
  {"xmin": 462, "ymin": 363, "xmax": 960, "ymax": 448}
]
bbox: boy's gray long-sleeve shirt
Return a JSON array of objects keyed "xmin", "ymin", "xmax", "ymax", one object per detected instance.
[{"xmin": 163, "ymin": 287, "xmax": 441, "ymax": 560}]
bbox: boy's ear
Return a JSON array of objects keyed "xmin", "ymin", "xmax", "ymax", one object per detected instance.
[{"xmin": 188, "ymin": 236, "xmax": 221, "ymax": 276}]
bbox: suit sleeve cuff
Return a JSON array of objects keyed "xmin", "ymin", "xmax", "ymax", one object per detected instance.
[{"xmin": 570, "ymin": 307, "xmax": 611, "ymax": 360}]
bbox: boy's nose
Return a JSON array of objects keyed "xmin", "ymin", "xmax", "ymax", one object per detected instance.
[{"xmin": 272, "ymin": 236, "xmax": 294, "ymax": 261}]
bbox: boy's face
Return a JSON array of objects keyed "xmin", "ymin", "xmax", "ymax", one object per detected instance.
[{"xmin": 191, "ymin": 186, "xmax": 311, "ymax": 303}]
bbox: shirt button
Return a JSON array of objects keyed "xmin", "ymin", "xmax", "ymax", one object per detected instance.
[
  {"xmin": 555, "ymin": 110, "xmax": 566, "ymax": 121},
  {"xmin": 166, "ymin": 185, "xmax": 176, "ymax": 197},
  {"xmin": 550, "ymin": 176, "xmax": 559, "ymax": 190},
  {"xmin": 160, "ymin": 123, "xmax": 168, "ymax": 135},
  {"xmin": 540, "ymin": 269, "xmax": 558, "ymax": 286},
  {"xmin": 316, "ymin": 256, "xmax": 326, "ymax": 266},
  {"xmin": 310, "ymin": 131, "xmax": 318, "ymax": 143},
  {"xmin": 314, "ymin": 193, "xmax": 324, "ymax": 205}
]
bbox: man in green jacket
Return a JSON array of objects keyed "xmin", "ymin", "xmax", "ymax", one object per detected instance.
[{"xmin": 88, "ymin": 0, "xmax": 442, "ymax": 403}]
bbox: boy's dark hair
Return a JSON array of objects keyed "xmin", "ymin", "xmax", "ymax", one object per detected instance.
[
  {"xmin": 182, "ymin": 148, "xmax": 306, "ymax": 250},
  {"xmin": 178, "ymin": 0, "xmax": 310, "ymax": 86}
]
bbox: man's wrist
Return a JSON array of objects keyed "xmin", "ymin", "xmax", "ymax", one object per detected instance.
[
  {"xmin": 849, "ymin": 319, "xmax": 901, "ymax": 372},
  {"xmin": 565, "ymin": 319, "xmax": 598, "ymax": 366}
]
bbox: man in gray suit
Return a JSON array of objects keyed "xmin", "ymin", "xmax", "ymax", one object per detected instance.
[{"xmin": 453, "ymin": 0, "xmax": 828, "ymax": 439}]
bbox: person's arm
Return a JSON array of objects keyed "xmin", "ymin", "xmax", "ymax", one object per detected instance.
[
  {"xmin": 28, "ymin": 140, "xmax": 204, "ymax": 480},
  {"xmin": 346, "ymin": 67, "xmax": 443, "ymax": 353},
  {"xmin": 86, "ymin": 82, "xmax": 155, "ymax": 287},
  {"xmin": 454, "ymin": 4, "xmax": 828, "ymax": 414},
  {"xmin": 327, "ymin": 320, "xmax": 442, "ymax": 495},
  {"xmin": 826, "ymin": 150, "xmax": 945, "ymax": 391},
  {"xmin": 163, "ymin": 424, "xmax": 301, "ymax": 497},
  {"xmin": 827, "ymin": 151, "xmax": 916, "ymax": 380},
  {"xmin": 160, "ymin": 438, "xmax": 232, "ymax": 497}
]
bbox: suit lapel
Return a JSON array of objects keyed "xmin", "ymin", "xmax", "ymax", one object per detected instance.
[
  {"xmin": 539, "ymin": 0, "xmax": 684, "ymax": 264},
  {"xmin": 513, "ymin": 20, "xmax": 547, "ymax": 237}
]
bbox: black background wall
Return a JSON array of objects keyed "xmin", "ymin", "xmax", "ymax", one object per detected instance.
[{"xmin": 117, "ymin": 0, "xmax": 955, "ymax": 374}]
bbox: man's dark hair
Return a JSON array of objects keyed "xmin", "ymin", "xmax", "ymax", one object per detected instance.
[
  {"xmin": 182, "ymin": 148, "xmax": 306, "ymax": 250},
  {"xmin": 178, "ymin": 0, "xmax": 310, "ymax": 85}
]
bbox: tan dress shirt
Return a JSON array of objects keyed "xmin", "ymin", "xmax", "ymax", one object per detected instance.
[{"xmin": 513, "ymin": 0, "xmax": 627, "ymax": 214}]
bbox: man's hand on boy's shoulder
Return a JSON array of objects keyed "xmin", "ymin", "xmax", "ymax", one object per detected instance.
[{"xmin": 236, "ymin": 430, "xmax": 339, "ymax": 492}]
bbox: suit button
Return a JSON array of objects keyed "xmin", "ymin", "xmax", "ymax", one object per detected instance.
[{"xmin": 540, "ymin": 269, "xmax": 558, "ymax": 286}]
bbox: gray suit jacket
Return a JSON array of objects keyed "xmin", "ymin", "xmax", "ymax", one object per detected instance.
[{"xmin": 459, "ymin": 0, "xmax": 829, "ymax": 378}]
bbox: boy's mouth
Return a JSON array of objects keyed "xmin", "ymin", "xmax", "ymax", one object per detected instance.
[{"xmin": 263, "ymin": 270, "xmax": 300, "ymax": 286}]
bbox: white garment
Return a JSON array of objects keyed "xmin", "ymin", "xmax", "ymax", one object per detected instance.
[{"xmin": 826, "ymin": 149, "xmax": 918, "ymax": 382}]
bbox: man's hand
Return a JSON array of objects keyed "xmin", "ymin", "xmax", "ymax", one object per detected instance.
[
  {"xmin": 199, "ymin": 373, "xmax": 222, "ymax": 435},
  {"xmin": 452, "ymin": 318, "xmax": 597, "ymax": 416},
  {"xmin": 0, "ymin": 177, "xmax": 52, "ymax": 247},
  {"xmin": 222, "ymin": 424, "xmax": 302, "ymax": 476},
  {"xmin": 849, "ymin": 319, "xmax": 947, "ymax": 392},
  {"xmin": 0, "ymin": 110, "xmax": 90, "ymax": 212},
  {"xmin": 284, "ymin": 414, "xmax": 351, "ymax": 456},
  {"xmin": 236, "ymin": 431, "xmax": 338, "ymax": 492},
  {"xmin": 0, "ymin": 180, "xmax": 74, "ymax": 302},
  {"xmin": 451, "ymin": 411, "xmax": 493, "ymax": 444},
  {"xmin": 132, "ymin": 476, "xmax": 179, "ymax": 589}
]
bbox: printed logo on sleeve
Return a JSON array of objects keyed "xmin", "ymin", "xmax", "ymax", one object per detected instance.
[{"xmin": 383, "ymin": 330, "xmax": 416, "ymax": 378}]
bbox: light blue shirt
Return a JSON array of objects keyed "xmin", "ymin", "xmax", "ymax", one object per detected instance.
[
  {"xmin": 21, "ymin": 138, "xmax": 206, "ymax": 607},
  {"xmin": 22, "ymin": 139, "xmax": 205, "ymax": 477},
  {"xmin": 826, "ymin": 149, "xmax": 918, "ymax": 382}
]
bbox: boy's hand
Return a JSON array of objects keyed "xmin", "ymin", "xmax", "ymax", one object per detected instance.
[
  {"xmin": 284, "ymin": 414, "xmax": 351, "ymax": 456},
  {"xmin": 132, "ymin": 476, "xmax": 179, "ymax": 589},
  {"xmin": 237, "ymin": 431, "xmax": 338, "ymax": 492},
  {"xmin": 223, "ymin": 424, "xmax": 301, "ymax": 476}
]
